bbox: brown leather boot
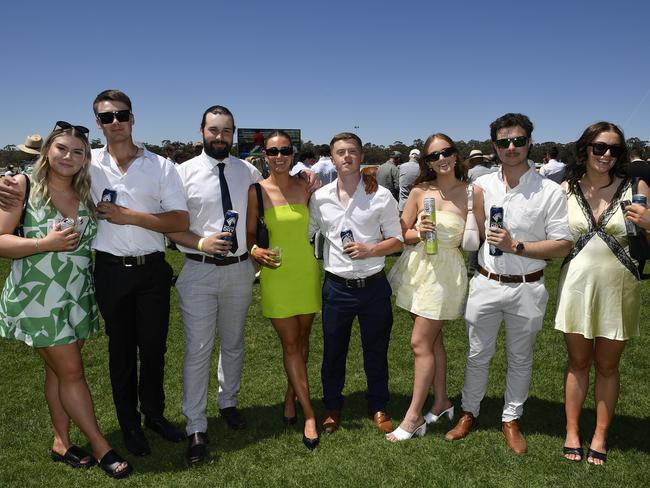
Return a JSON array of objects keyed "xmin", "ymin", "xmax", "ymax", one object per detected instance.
[
  {"xmin": 444, "ymin": 411, "xmax": 476, "ymax": 441},
  {"xmin": 502, "ymin": 419, "xmax": 527, "ymax": 454}
]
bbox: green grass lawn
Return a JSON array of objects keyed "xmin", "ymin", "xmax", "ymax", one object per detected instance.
[{"xmin": 0, "ymin": 253, "xmax": 649, "ymax": 487}]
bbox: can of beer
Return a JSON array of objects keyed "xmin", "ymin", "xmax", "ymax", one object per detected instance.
[
  {"xmin": 341, "ymin": 229, "xmax": 355, "ymax": 247},
  {"xmin": 215, "ymin": 210, "xmax": 238, "ymax": 260},
  {"xmin": 56, "ymin": 217, "xmax": 76, "ymax": 231},
  {"xmin": 101, "ymin": 188, "xmax": 117, "ymax": 203},
  {"xmin": 632, "ymin": 194, "xmax": 648, "ymax": 207},
  {"xmin": 620, "ymin": 200, "xmax": 637, "ymax": 236},
  {"xmin": 423, "ymin": 197, "xmax": 437, "ymax": 255},
  {"xmin": 489, "ymin": 206, "xmax": 504, "ymax": 256}
]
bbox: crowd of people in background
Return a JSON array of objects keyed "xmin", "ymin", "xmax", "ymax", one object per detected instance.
[{"xmin": 1, "ymin": 90, "xmax": 649, "ymax": 479}]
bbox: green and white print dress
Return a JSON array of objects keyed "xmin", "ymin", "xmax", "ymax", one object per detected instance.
[{"xmin": 0, "ymin": 200, "xmax": 99, "ymax": 348}]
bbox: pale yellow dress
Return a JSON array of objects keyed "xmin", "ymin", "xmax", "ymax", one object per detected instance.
[
  {"xmin": 554, "ymin": 180, "xmax": 640, "ymax": 340},
  {"xmin": 388, "ymin": 211, "xmax": 467, "ymax": 320}
]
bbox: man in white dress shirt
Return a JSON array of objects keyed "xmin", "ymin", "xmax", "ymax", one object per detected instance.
[
  {"xmin": 309, "ymin": 132, "xmax": 403, "ymax": 435},
  {"xmin": 91, "ymin": 89, "xmax": 190, "ymax": 457},
  {"xmin": 445, "ymin": 113, "xmax": 572, "ymax": 454}
]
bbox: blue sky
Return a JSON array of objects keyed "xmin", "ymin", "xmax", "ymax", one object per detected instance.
[{"xmin": 2, "ymin": 0, "xmax": 649, "ymax": 149}]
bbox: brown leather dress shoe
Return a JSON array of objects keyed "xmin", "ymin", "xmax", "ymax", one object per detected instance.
[
  {"xmin": 444, "ymin": 411, "xmax": 476, "ymax": 441},
  {"xmin": 322, "ymin": 410, "xmax": 341, "ymax": 433},
  {"xmin": 502, "ymin": 420, "xmax": 527, "ymax": 454},
  {"xmin": 371, "ymin": 411, "xmax": 393, "ymax": 433}
]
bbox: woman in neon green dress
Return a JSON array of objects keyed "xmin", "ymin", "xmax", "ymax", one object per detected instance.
[
  {"xmin": 246, "ymin": 130, "xmax": 321, "ymax": 449},
  {"xmin": 0, "ymin": 123, "xmax": 131, "ymax": 478}
]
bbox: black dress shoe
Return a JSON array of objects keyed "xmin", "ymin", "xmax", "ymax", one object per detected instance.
[
  {"xmin": 302, "ymin": 434, "xmax": 320, "ymax": 450},
  {"xmin": 283, "ymin": 415, "xmax": 297, "ymax": 426},
  {"xmin": 219, "ymin": 407, "xmax": 247, "ymax": 430},
  {"xmin": 123, "ymin": 427, "xmax": 151, "ymax": 457},
  {"xmin": 186, "ymin": 432, "xmax": 208, "ymax": 467},
  {"xmin": 145, "ymin": 416, "xmax": 185, "ymax": 443}
]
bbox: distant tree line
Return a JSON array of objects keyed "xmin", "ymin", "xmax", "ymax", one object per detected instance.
[{"xmin": 2, "ymin": 136, "xmax": 648, "ymax": 170}]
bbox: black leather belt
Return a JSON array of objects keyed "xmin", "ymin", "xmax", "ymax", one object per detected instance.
[
  {"xmin": 185, "ymin": 252, "xmax": 249, "ymax": 266},
  {"xmin": 95, "ymin": 251, "xmax": 165, "ymax": 267},
  {"xmin": 478, "ymin": 266, "xmax": 543, "ymax": 283},
  {"xmin": 325, "ymin": 270, "xmax": 385, "ymax": 289}
]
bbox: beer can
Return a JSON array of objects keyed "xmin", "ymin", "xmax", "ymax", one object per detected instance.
[
  {"xmin": 489, "ymin": 206, "xmax": 504, "ymax": 256},
  {"xmin": 56, "ymin": 217, "xmax": 76, "ymax": 231},
  {"xmin": 632, "ymin": 194, "xmax": 648, "ymax": 207},
  {"xmin": 341, "ymin": 229, "xmax": 355, "ymax": 247},
  {"xmin": 101, "ymin": 188, "xmax": 117, "ymax": 203},
  {"xmin": 215, "ymin": 210, "xmax": 238, "ymax": 260},
  {"xmin": 423, "ymin": 197, "xmax": 437, "ymax": 255},
  {"xmin": 620, "ymin": 200, "xmax": 638, "ymax": 236}
]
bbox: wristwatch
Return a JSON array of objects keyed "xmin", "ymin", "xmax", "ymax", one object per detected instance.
[{"xmin": 515, "ymin": 241, "xmax": 525, "ymax": 255}]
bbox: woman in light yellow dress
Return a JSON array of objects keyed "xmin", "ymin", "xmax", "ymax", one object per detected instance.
[
  {"xmin": 555, "ymin": 121, "xmax": 649, "ymax": 464},
  {"xmin": 386, "ymin": 133, "xmax": 484, "ymax": 441}
]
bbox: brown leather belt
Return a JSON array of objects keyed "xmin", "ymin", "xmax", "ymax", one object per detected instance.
[
  {"xmin": 478, "ymin": 266, "xmax": 543, "ymax": 283},
  {"xmin": 325, "ymin": 270, "xmax": 385, "ymax": 289},
  {"xmin": 185, "ymin": 252, "xmax": 248, "ymax": 266}
]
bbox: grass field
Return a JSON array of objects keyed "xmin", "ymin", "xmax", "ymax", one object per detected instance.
[{"xmin": 0, "ymin": 253, "xmax": 649, "ymax": 487}]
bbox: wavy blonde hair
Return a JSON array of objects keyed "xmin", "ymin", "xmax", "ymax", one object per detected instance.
[{"xmin": 30, "ymin": 127, "xmax": 96, "ymax": 218}]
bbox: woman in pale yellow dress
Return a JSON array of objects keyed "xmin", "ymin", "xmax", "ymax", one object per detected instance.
[
  {"xmin": 555, "ymin": 121, "xmax": 649, "ymax": 464},
  {"xmin": 386, "ymin": 133, "xmax": 484, "ymax": 441}
]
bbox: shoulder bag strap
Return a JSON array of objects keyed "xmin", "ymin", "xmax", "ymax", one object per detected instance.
[
  {"xmin": 16, "ymin": 174, "xmax": 31, "ymax": 237},
  {"xmin": 254, "ymin": 183, "xmax": 264, "ymax": 222}
]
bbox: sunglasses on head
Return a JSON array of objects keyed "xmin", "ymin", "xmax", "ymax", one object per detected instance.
[
  {"xmin": 96, "ymin": 109, "xmax": 131, "ymax": 125},
  {"xmin": 265, "ymin": 146, "xmax": 293, "ymax": 156},
  {"xmin": 589, "ymin": 142, "xmax": 623, "ymax": 157},
  {"xmin": 422, "ymin": 147, "xmax": 457, "ymax": 163},
  {"xmin": 494, "ymin": 136, "xmax": 529, "ymax": 148},
  {"xmin": 55, "ymin": 120, "xmax": 89, "ymax": 135}
]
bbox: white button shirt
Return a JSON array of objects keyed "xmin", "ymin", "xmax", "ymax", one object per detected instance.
[
  {"xmin": 309, "ymin": 179, "xmax": 403, "ymax": 279},
  {"xmin": 91, "ymin": 143, "xmax": 188, "ymax": 256},
  {"xmin": 475, "ymin": 168, "xmax": 571, "ymax": 275},
  {"xmin": 175, "ymin": 152, "xmax": 262, "ymax": 257}
]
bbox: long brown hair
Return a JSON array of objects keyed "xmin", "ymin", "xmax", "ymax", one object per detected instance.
[
  {"xmin": 565, "ymin": 121, "xmax": 628, "ymax": 193},
  {"xmin": 413, "ymin": 133, "xmax": 466, "ymax": 186}
]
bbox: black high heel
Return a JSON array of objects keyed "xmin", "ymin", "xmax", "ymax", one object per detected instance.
[
  {"xmin": 302, "ymin": 434, "xmax": 320, "ymax": 450},
  {"xmin": 283, "ymin": 415, "xmax": 297, "ymax": 426}
]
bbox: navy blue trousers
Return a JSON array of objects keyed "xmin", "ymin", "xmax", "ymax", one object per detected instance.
[{"xmin": 321, "ymin": 274, "xmax": 393, "ymax": 412}]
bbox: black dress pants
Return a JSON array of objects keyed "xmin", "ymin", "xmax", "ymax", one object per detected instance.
[{"xmin": 94, "ymin": 252, "xmax": 173, "ymax": 431}]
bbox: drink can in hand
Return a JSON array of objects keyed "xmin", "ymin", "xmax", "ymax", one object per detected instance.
[
  {"xmin": 489, "ymin": 206, "xmax": 504, "ymax": 256},
  {"xmin": 215, "ymin": 210, "xmax": 238, "ymax": 260},
  {"xmin": 423, "ymin": 197, "xmax": 437, "ymax": 255}
]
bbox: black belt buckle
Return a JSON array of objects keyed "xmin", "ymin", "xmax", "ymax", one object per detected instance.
[
  {"xmin": 346, "ymin": 277, "xmax": 365, "ymax": 288},
  {"xmin": 121, "ymin": 255, "xmax": 145, "ymax": 267}
]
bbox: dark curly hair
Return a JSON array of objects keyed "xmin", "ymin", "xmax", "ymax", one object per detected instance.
[
  {"xmin": 413, "ymin": 133, "xmax": 466, "ymax": 185},
  {"xmin": 565, "ymin": 121, "xmax": 628, "ymax": 193}
]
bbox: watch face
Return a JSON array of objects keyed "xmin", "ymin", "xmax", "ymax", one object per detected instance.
[{"xmin": 516, "ymin": 242, "xmax": 524, "ymax": 252}]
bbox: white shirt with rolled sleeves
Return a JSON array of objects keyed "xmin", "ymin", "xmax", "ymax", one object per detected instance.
[
  {"xmin": 309, "ymin": 179, "xmax": 403, "ymax": 279},
  {"xmin": 475, "ymin": 167, "xmax": 571, "ymax": 275},
  {"xmin": 90, "ymin": 143, "xmax": 188, "ymax": 255},
  {"xmin": 175, "ymin": 152, "xmax": 262, "ymax": 257}
]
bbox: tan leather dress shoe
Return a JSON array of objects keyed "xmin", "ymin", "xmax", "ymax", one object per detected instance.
[
  {"xmin": 322, "ymin": 410, "xmax": 341, "ymax": 433},
  {"xmin": 502, "ymin": 420, "xmax": 527, "ymax": 454},
  {"xmin": 371, "ymin": 411, "xmax": 393, "ymax": 433},
  {"xmin": 444, "ymin": 411, "xmax": 476, "ymax": 441}
]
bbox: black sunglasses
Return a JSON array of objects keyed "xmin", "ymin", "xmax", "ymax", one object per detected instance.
[
  {"xmin": 96, "ymin": 109, "xmax": 131, "ymax": 125},
  {"xmin": 422, "ymin": 147, "xmax": 457, "ymax": 163},
  {"xmin": 265, "ymin": 146, "xmax": 293, "ymax": 156},
  {"xmin": 494, "ymin": 136, "xmax": 528, "ymax": 148},
  {"xmin": 55, "ymin": 120, "xmax": 89, "ymax": 135},
  {"xmin": 589, "ymin": 142, "xmax": 623, "ymax": 158}
]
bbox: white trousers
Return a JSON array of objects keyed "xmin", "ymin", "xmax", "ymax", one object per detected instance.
[
  {"xmin": 176, "ymin": 258, "xmax": 255, "ymax": 434},
  {"xmin": 461, "ymin": 273, "xmax": 548, "ymax": 422}
]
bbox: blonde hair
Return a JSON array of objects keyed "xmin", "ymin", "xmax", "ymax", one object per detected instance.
[{"xmin": 30, "ymin": 127, "xmax": 96, "ymax": 218}]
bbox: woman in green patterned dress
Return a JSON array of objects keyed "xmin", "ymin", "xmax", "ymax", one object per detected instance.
[{"xmin": 0, "ymin": 123, "xmax": 131, "ymax": 478}]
